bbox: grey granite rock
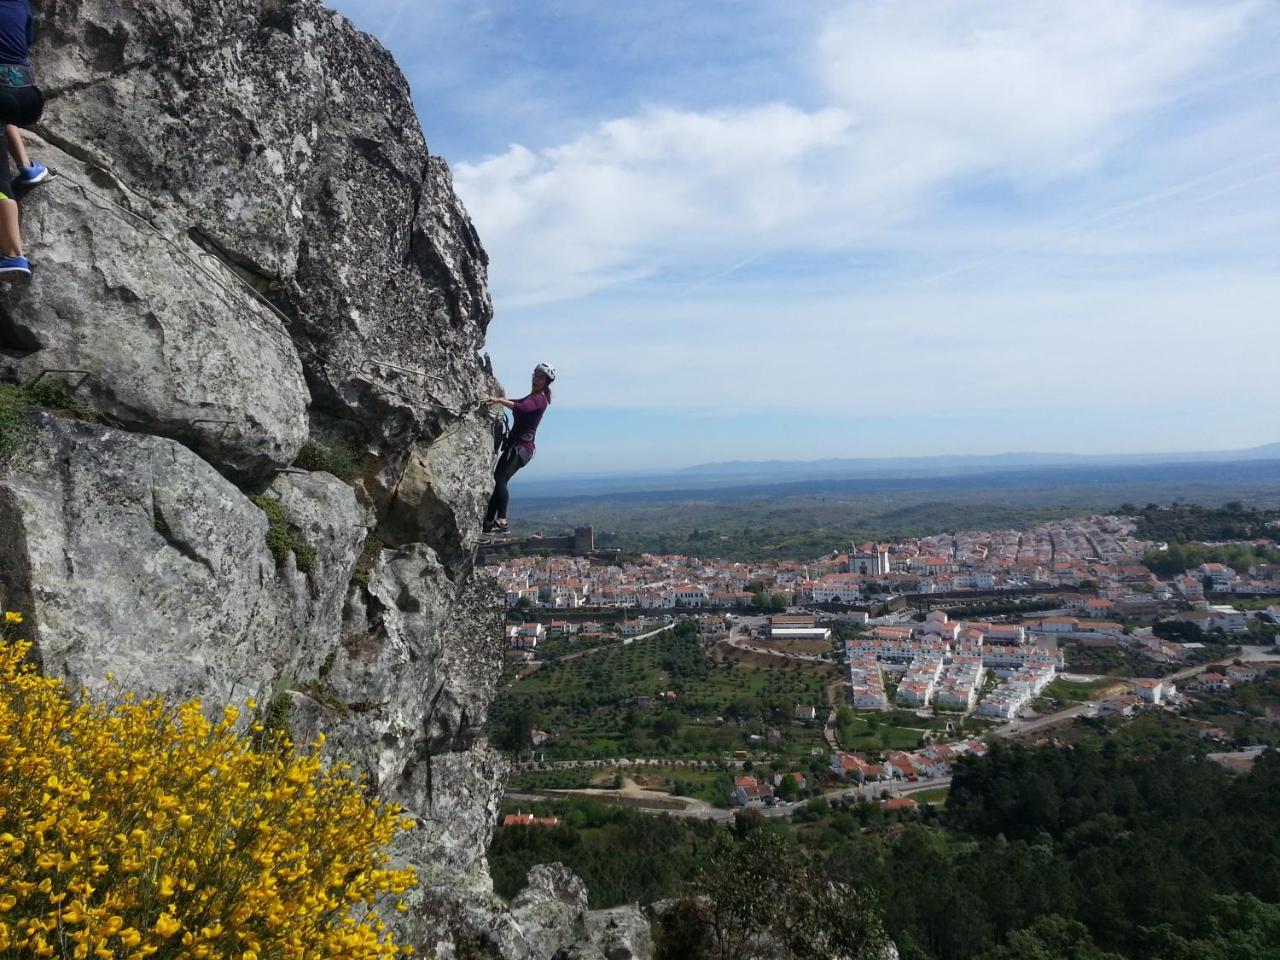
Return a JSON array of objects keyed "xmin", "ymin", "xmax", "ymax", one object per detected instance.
[
  {"xmin": 377, "ymin": 412, "xmax": 495, "ymax": 575},
  {"xmin": 0, "ymin": 413, "xmax": 362, "ymax": 703},
  {"xmin": 35, "ymin": 0, "xmax": 496, "ymax": 449},
  {"xmin": 397, "ymin": 863, "xmax": 653, "ymax": 960},
  {"xmin": 0, "ymin": 134, "xmax": 309, "ymax": 479}
]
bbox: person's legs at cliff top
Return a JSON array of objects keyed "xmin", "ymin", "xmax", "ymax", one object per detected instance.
[
  {"xmin": 0, "ymin": 82, "xmax": 44, "ymax": 281},
  {"xmin": 6, "ymin": 124, "xmax": 46, "ymax": 187}
]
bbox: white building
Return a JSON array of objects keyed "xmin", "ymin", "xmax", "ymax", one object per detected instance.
[
  {"xmin": 813, "ymin": 582, "xmax": 862, "ymax": 604},
  {"xmin": 1206, "ymin": 605, "xmax": 1248, "ymax": 634},
  {"xmin": 510, "ymin": 622, "xmax": 545, "ymax": 650},
  {"xmin": 1135, "ymin": 678, "xmax": 1175, "ymax": 704},
  {"xmin": 848, "ymin": 545, "xmax": 890, "ymax": 577},
  {"xmin": 1197, "ymin": 563, "xmax": 1235, "ymax": 592}
]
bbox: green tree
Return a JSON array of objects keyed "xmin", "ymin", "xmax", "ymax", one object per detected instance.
[
  {"xmin": 982, "ymin": 915, "xmax": 1123, "ymax": 960},
  {"xmin": 498, "ymin": 707, "xmax": 536, "ymax": 753},
  {"xmin": 694, "ymin": 831, "xmax": 887, "ymax": 960},
  {"xmin": 776, "ymin": 773, "xmax": 801, "ymax": 802},
  {"xmin": 653, "ymin": 709, "xmax": 683, "ymax": 739},
  {"xmin": 1153, "ymin": 619, "xmax": 1205, "ymax": 644}
]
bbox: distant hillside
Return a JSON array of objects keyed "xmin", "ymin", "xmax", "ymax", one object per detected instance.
[
  {"xmin": 678, "ymin": 442, "xmax": 1280, "ymax": 477},
  {"xmin": 521, "ymin": 443, "xmax": 1280, "ymax": 499},
  {"xmin": 524, "ymin": 457, "xmax": 1280, "ymax": 508},
  {"xmin": 511, "ymin": 458, "xmax": 1280, "ymax": 562}
]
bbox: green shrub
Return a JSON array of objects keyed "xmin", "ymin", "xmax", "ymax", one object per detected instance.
[
  {"xmin": 295, "ymin": 439, "xmax": 362, "ymax": 481},
  {"xmin": 251, "ymin": 495, "xmax": 293, "ymax": 566},
  {"xmin": 0, "ymin": 631, "xmax": 416, "ymax": 958},
  {"xmin": 352, "ymin": 535, "xmax": 384, "ymax": 589},
  {"xmin": 0, "ymin": 383, "xmax": 26, "ymax": 461},
  {"xmin": 249, "ymin": 495, "xmax": 317, "ymax": 577},
  {"xmin": 0, "ymin": 381, "xmax": 99, "ymax": 462},
  {"xmin": 294, "ymin": 542, "xmax": 318, "ymax": 575}
]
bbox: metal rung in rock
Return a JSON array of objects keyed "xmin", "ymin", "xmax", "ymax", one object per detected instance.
[{"xmin": 29, "ymin": 368, "xmax": 93, "ymax": 391}]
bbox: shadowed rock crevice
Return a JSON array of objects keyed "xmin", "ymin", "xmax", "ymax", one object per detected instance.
[
  {"xmin": 0, "ymin": 302, "xmax": 41, "ymax": 357},
  {"xmin": 151, "ymin": 490, "xmax": 216, "ymax": 578}
]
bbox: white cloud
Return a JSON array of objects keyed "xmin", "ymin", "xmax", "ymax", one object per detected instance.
[
  {"xmin": 488, "ymin": 265, "xmax": 1280, "ymax": 422},
  {"xmin": 818, "ymin": 0, "xmax": 1255, "ymax": 175},
  {"xmin": 454, "ymin": 0, "xmax": 1258, "ymax": 306}
]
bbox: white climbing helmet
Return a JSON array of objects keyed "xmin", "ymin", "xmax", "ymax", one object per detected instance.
[{"xmin": 534, "ymin": 362, "xmax": 556, "ymax": 383}]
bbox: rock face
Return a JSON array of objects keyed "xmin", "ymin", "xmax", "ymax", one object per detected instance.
[
  {"xmin": 0, "ymin": 413, "xmax": 362, "ymax": 701},
  {"xmin": 37, "ymin": 0, "xmax": 492, "ymax": 450},
  {"xmin": 400, "ymin": 864, "xmax": 655, "ymax": 960},
  {"xmin": 0, "ymin": 136, "xmax": 310, "ymax": 481},
  {"xmin": 0, "ymin": 1, "xmax": 647, "ymax": 957}
]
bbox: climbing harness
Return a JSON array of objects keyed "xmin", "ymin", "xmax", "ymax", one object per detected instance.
[{"xmin": 491, "ymin": 410, "xmax": 511, "ymax": 471}]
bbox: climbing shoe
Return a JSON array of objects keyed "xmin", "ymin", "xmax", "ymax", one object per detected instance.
[
  {"xmin": 17, "ymin": 163, "xmax": 48, "ymax": 186},
  {"xmin": 0, "ymin": 255, "xmax": 31, "ymax": 282}
]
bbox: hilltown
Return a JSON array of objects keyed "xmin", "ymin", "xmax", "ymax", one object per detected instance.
[
  {"xmin": 493, "ymin": 514, "xmax": 1279, "ymax": 624},
  {"xmin": 497, "ymin": 515, "xmax": 1280, "ymax": 813}
]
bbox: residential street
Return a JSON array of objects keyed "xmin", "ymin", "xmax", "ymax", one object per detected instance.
[{"xmin": 505, "ymin": 774, "xmax": 952, "ymax": 822}]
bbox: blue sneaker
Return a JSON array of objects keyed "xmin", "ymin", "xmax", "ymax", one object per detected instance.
[
  {"xmin": 17, "ymin": 163, "xmax": 48, "ymax": 186},
  {"xmin": 0, "ymin": 255, "xmax": 31, "ymax": 282}
]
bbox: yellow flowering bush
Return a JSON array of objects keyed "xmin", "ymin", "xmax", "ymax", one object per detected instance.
[{"xmin": 0, "ymin": 614, "xmax": 417, "ymax": 960}]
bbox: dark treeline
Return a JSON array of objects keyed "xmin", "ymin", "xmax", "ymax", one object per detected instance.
[
  {"xmin": 491, "ymin": 743, "xmax": 1280, "ymax": 959},
  {"xmin": 1128, "ymin": 502, "xmax": 1280, "ymax": 546},
  {"xmin": 489, "ymin": 799, "xmax": 721, "ymax": 907},
  {"xmin": 828, "ymin": 742, "xmax": 1280, "ymax": 959},
  {"xmin": 1142, "ymin": 541, "xmax": 1280, "ymax": 578}
]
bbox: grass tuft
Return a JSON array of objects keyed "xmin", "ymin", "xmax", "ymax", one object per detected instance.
[{"xmin": 294, "ymin": 439, "xmax": 362, "ymax": 482}]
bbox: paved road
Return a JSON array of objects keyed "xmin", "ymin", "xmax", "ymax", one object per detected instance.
[
  {"xmin": 506, "ymin": 775, "xmax": 953, "ymax": 822},
  {"xmin": 991, "ymin": 645, "xmax": 1280, "ymax": 739},
  {"xmin": 992, "ymin": 703, "xmax": 1094, "ymax": 739},
  {"xmin": 514, "ymin": 756, "xmax": 742, "ymax": 773},
  {"xmin": 556, "ymin": 623, "xmax": 675, "ymax": 663}
]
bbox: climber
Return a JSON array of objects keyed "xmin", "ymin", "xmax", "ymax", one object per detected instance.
[
  {"xmin": 0, "ymin": 0, "xmax": 44, "ymax": 281},
  {"xmin": 482, "ymin": 363, "xmax": 555, "ymax": 536}
]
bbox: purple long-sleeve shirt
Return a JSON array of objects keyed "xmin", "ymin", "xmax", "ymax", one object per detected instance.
[{"xmin": 510, "ymin": 392, "xmax": 548, "ymax": 454}]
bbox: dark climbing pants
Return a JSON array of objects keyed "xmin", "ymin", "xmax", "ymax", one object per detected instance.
[
  {"xmin": 485, "ymin": 445, "xmax": 531, "ymax": 526},
  {"xmin": 0, "ymin": 82, "xmax": 43, "ymax": 192}
]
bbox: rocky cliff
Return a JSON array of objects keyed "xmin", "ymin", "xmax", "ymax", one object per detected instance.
[{"xmin": 0, "ymin": 2, "xmax": 648, "ymax": 957}]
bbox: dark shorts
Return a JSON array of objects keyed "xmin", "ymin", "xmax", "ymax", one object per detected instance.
[
  {"xmin": 0, "ymin": 83, "xmax": 43, "ymax": 193},
  {"xmin": 0, "ymin": 83, "xmax": 42, "ymax": 128}
]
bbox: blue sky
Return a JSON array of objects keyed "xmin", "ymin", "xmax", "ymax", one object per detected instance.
[{"xmin": 331, "ymin": 0, "xmax": 1280, "ymax": 476}]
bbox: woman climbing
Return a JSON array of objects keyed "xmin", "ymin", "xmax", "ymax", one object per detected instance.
[
  {"xmin": 0, "ymin": 0, "xmax": 44, "ymax": 282},
  {"xmin": 483, "ymin": 362, "xmax": 555, "ymax": 536}
]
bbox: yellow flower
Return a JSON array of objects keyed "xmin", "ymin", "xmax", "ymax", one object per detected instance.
[
  {"xmin": 3, "ymin": 611, "xmax": 21, "ymax": 624},
  {"xmin": 153, "ymin": 914, "xmax": 181, "ymax": 938},
  {"xmin": 0, "ymin": 638, "xmax": 417, "ymax": 959}
]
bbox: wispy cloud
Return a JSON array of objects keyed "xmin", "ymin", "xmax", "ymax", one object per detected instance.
[{"xmin": 454, "ymin": 0, "xmax": 1261, "ymax": 305}]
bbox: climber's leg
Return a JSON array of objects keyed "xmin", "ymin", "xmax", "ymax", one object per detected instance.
[
  {"xmin": 6, "ymin": 125, "xmax": 45, "ymax": 188},
  {"xmin": 484, "ymin": 446, "xmax": 531, "ymax": 531},
  {"xmin": 0, "ymin": 85, "xmax": 41, "ymax": 280},
  {"xmin": 0, "ymin": 197, "xmax": 29, "ymax": 281}
]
